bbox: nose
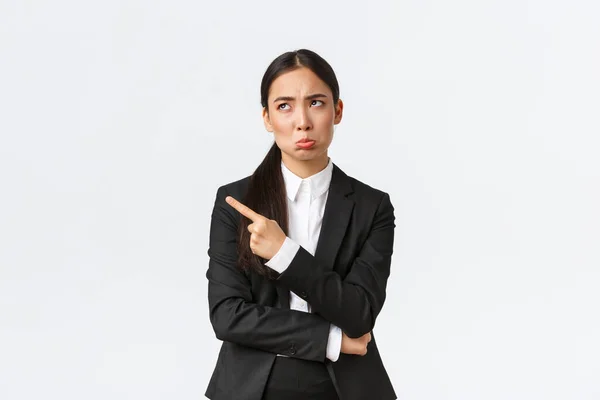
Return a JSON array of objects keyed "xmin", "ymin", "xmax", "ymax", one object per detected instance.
[{"xmin": 295, "ymin": 106, "xmax": 312, "ymax": 131}]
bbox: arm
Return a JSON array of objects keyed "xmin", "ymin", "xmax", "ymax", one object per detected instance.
[
  {"xmin": 206, "ymin": 185, "xmax": 331, "ymax": 362},
  {"xmin": 266, "ymin": 239, "xmax": 343, "ymax": 361},
  {"xmin": 273, "ymin": 192, "xmax": 395, "ymax": 338}
]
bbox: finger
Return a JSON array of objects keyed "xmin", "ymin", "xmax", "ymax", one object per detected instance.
[
  {"xmin": 252, "ymin": 220, "xmax": 266, "ymax": 235},
  {"xmin": 247, "ymin": 222, "xmax": 265, "ymax": 236},
  {"xmin": 226, "ymin": 196, "xmax": 262, "ymax": 222},
  {"xmin": 249, "ymin": 240, "xmax": 257, "ymax": 254}
]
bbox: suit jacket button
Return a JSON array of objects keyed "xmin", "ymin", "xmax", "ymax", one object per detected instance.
[
  {"xmin": 300, "ymin": 291, "xmax": 307, "ymax": 298},
  {"xmin": 289, "ymin": 344, "xmax": 297, "ymax": 355}
]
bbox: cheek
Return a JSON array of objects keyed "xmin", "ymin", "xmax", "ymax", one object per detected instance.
[
  {"xmin": 269, "ymin": 115, "xmax": 290, "ymax": 132},
  {"xmin": 314, "ymin": 108, "xmax": 335, "ymax": 123},
  {"xmin": 314, "ymin": 113, "xmax": 335, "ymax": 134},
  {"xmin": 270, "ymin": 119, "xmax": 291, "ymax": 146}
]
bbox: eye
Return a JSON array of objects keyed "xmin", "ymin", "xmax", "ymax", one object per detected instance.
[
  {"xmin": 277, "ymin": 103, "xmax": 290, "ymax": 110},
  {"xmin": 311, "ymin": 100, "xmax": 324, "ymax": 107}
]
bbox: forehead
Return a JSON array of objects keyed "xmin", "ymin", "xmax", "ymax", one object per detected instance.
[{"xmin": 268, "ymin": 67, "xmax": 332, "ymax": 99}]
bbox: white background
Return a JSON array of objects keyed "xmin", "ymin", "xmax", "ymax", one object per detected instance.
[{"xmin": 1, "ymin": 0, "xmax": 599, "ymax": 399}]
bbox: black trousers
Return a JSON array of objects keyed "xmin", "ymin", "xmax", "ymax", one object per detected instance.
[{"xmin": 261, "ymin": 356, "xmax": 339, "ymax": 400}]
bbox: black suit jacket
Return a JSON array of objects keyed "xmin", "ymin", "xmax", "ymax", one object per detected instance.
[{"xmin": 205, "ymin": 163, "xmax": 397, "ymax": 400}]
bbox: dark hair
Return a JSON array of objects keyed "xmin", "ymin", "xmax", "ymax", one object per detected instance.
[{"xmin": 237, "ymin": 49, "xmax": 341, "ymax": 278}]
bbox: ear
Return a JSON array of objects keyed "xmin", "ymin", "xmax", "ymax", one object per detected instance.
[
  {"xmin": 262, "ymin": 107, "xmax": 274, "ymax": 132},
  {"xmin": 334, "ymin": 99, "xmax": 344, "ymax": 125}
]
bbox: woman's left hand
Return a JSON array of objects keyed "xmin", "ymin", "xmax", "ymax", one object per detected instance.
[{"xmin": 225, "ymin": 196, "xmax": 286, "ymax": 260}]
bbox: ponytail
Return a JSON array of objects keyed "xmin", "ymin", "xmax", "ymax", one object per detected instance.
[{"xmin": 236, "ymin": 142, "xmax": 288, "ymax": 278}]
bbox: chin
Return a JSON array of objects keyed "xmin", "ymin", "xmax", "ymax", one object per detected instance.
[
  {"xmin": 290, "ymin": 153, "xmax": 314, "ymax": 161},
  {"xmin": 299, "ymin": 150, "xmax": 328, "ymax": 162},
  {"xmin": 282, "ymin": 148, "xmax": 316, "ymax": 161}
]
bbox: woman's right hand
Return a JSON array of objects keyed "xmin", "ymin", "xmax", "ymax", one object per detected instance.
[{"xmin": 341, "ymin": 331, "xmax": 371, "ymax": 356}]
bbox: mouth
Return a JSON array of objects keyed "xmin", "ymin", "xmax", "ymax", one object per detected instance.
[{"xmin": 296, "ymin": 139, "xmax": 316, "ymax": 149}]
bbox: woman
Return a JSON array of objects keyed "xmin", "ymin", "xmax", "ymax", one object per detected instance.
[{"xmin": 205, "ymin": 49, "xmax": 397, "ymax": 400}]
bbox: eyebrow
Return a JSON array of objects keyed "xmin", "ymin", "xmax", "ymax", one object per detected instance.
[{"xmin": 272, "ymin": 93, "xmax": 328, "ymax": 103}]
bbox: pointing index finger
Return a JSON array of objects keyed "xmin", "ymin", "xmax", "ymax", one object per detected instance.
[{"xmin": 225, "ymin": 196, "xmax": 262, "ymax": 222}]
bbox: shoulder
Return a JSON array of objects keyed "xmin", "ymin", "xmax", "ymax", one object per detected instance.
[
  {"xmin": 214, "ymin": 175, "xmax": 252, "ymax": 201},
  {"xmin": 336, "ymin": 164, "xmax": 393, "ymax": 209},
  {"xmin": 348, "ymin": 174, "xmax": 388, "ymax": 198},
  {"xmin": 210, "ymin": 175, "xmax": 252, "ymax": 228}
]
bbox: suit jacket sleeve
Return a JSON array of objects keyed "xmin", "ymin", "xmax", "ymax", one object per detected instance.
[
  {"xmin": 206, "ymin": 185, "xmax": 331, "ymax": 362},
  {"xmin": 275, "ymin": 192, "xmax": 395, "ymax": 338}
]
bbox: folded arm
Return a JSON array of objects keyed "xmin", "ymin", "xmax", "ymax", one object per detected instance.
[
  {"xmin": 268, "ymin": 192, "xmax": 395, "ymax": 338},
  {"xmin": 207, "ymin": 186, "xmax": 335, "ymax": 362}
]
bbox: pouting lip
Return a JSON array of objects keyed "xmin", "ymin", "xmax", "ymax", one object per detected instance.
[
  {"xmin": 296, "ymin": 138, "xmax": 315, "ymax": 144},
  {"xmin": 296, "ymin": 140, "xmax": 316, "ymax": 149}
]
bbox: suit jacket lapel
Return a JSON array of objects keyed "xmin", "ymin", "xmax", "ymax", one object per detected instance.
[
  {"xmin": 275, "ymin": 163, "xmax": 355, "ymax": 308},
  {"xmin": 314, "ymin": 163, "xmax": 355, "ymax": 271}
]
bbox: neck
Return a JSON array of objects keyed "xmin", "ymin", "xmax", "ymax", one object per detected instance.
[{"xmin": 281, "ymin": 152, "xmax": 329, "ymax": 179}]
